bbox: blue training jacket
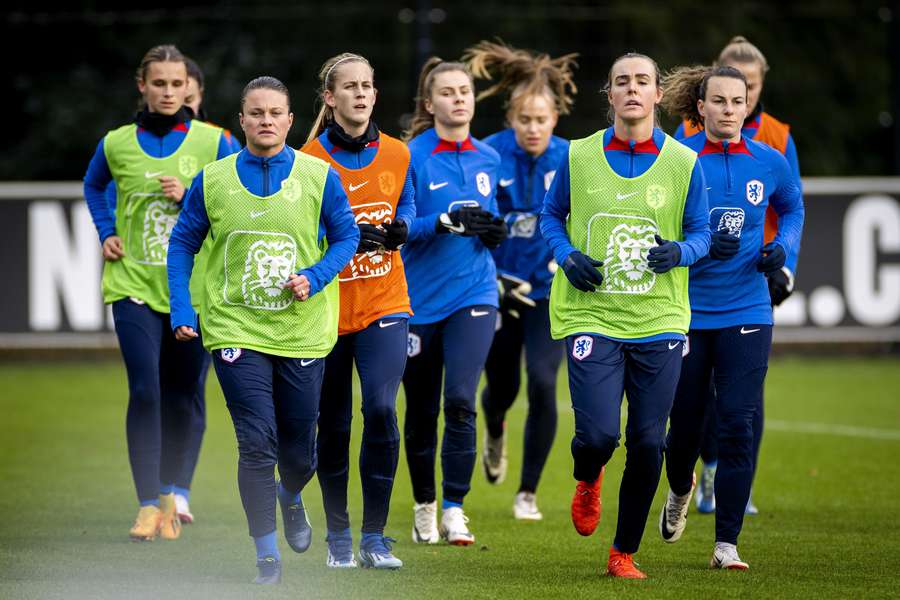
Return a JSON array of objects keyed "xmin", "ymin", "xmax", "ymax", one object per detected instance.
[
  {"xmin": 483, "ymin": 128, "xmax": 568, "ymax": 300},
  {"xmin": 83, "ymin": 120, "xmax": 236, "ymax": 244},
  {"xmin": 675, "ymin": 113, "xmax": 803, "ymax": 272},
  {"xmin": 540, "ymin": 127, "xmax": 711, "ymax": 343},
  {"xmin": 680, "ymin": 133, "xmax": 804, "ymax": 329},
  {"xmin": 167, "ymin": 145, "xmax": 360, "ymax": 331},
  {"xmin": 402, "ymin": 127, "xmax": 501, "ymax": 325}
]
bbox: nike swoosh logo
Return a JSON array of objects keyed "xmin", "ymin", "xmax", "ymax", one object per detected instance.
[
  {"xmin": 499, "ymin": 178, "xmax": 515, "ymax": 187},
  {"xmin": 250, "ymin": 210, "xmax": 269, "ymax": 219},
  {"xmin": 379, "ymin": 320, "xmax": 400, "ymax": 328},
  {"xmin": 145, "ymin": 171, "xmax": 163, "ymax": 179},
  {"xmin": 300, "ymin": 358, "xmax": 317, "ymax": 366},
  {"xmin": 668, "ymin": 341, "xmax": 680, "ymax": 350},
  {"xmin": 429, "ymin": 181, "xmax": 449, "ymax": 191},
  {"xmin": 348, "ymin": 181, "xmax": 368, "ymax": 192},
  {"xmin": 740, "ymin": 327, "xmax": 760, "ymax": 335},
  {"xmin": 470, "ymin": 309, "xmax": 490, "ymax": 317},
  {"xmin": 616, "ymin": 191, "xmax": 639, "ymax": 201}
]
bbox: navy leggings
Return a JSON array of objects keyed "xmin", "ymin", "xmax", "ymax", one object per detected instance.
[
  {"xmin": 111, "ymin": 299, "xmax": 208, "ymax": 503},
  {"xmin": 566, "ymin": 335, "xmax": 683, "ymax": 554},
  {"xmin": 664, "ymin": 325, "xmax": 772, "ymax": 545},
  {"xmin": 482, "ymin": 299, "xmax": 563, "ymax": 493},
  {"xmin": 174, "ymin": 354, "xmax": 210, "ymax": 492},
  {"xmin": 317, "ymin": 317, "xmax": 407, "ymax": 535},
  {"xmin": 402, "ymin": 305, "xmax": 497, "ymax": 505},
  {"xmin": 213, "ymin": 348, "xmax": 323, "ymax": 538},
  {"xmin": 698, "ymin": 376, "xmax": 765, "ymax": 481}
]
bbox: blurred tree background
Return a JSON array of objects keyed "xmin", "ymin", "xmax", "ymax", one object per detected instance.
[{"xmin": 3, "ymin": 0, "xmax": 898, "ymax": 179}]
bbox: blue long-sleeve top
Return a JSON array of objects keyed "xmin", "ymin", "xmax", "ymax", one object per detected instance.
[
  {"xmin": 540, "ymin": 127, "xmax": 710, "ymax": 343},
  {"xmin": 401, "ymin": 127, "xmax": 502, "ymax": 324},
  {"xmin": 83, "ymin": 120, "xmax": 236, "ymax": 243},
  {"xmin": 314, "ymin": 130, "xmax": 416, "ymax": 225},
  {"xmin": 680, "ymin": 133, "xmax": 804, "ymax": 329},
  {"xmin": 167, "ymin": 145, "xmax": 359, "ymax": 330},
  {"xmin": 483, "ymin": 128, "xmax": 568, "ymax": 300},
  {"xmin": 676, "ymin": 112, "xmax": 803, "ymax": 272}
]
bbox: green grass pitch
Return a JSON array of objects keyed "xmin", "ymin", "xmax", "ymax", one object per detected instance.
[{"xmin": 1, "ymin": 356, "xmax": 899, "ymax": 599}]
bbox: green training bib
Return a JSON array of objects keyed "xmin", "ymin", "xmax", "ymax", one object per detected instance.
[
  {"xmin": 102, "ymin": 121, "xmax": 221, "ymax": 312},
  {"xmin": 199, "ymin": 150, "xmax": 340, "ymax": 358},
  {"xmin": 549, "ymin": 129, "xmax": 697, "ymax": 340}
]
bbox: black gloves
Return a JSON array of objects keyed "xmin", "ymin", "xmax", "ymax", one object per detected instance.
[
  {"xmin": 767, "ymin": 268, "xmax": 794, "ymax": 306},
  {"xmin": 562, "ymin": 251, "xmax": 604, "ymax": 292},
  {"xmin": 497, "ymin": 273, "xmax": 536, "ymax": 318},
  {"xmin": 383, "ymin": 220, "xmax": 408, "ymax": 250},
  {"xmin": 357, "ymin": 223, "xmax": 387, "ymax": 253},
  {"xmin": 648, "ymin": 235, "xmax": 681, "ymax": 274},
  {"xmin": 709, "ymin": 231, "xmax": 740, "ymax": 260},
  {"xmin": 436, "ymin": 206, "xmax": 494, "ymax": 236},
  {"xmin": 756, "ymin": 242, "xmax": 786, "ymax": 273},
  {"xmin": 478, "ymin": 217, "xmax": 508, "ymax": 249}
]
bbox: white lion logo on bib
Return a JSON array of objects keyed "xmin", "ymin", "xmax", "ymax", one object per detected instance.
[
  {"xmin": 223, "ymin": 232, "xmax": 299, "ymax": 310},
  {"xmin": 141, "ymin": 199, "xmax": 179, "ymax": 265},
  {"xmin": 603, "ymin": 222, "xmax": 657, "ymax": 293}
]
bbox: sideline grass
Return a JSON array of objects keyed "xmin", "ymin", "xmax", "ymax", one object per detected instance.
[{"xmin": 1, "ymin": 356, "xmax": 899, "ymax": 599}]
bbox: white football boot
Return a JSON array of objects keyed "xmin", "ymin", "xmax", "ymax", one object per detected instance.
[
  {"xmin": 513, "ymin": 491, "xmax": 543, "ymax": 521},
  {"xmin": 440, "ymin": 506, "xmax": 475, "ymax": 546},
  {"xmin": 411, "ymin": 501, "xmax": 440, "ymax": 544}
]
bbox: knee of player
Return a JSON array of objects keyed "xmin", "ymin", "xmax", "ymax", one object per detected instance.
[
  {"xmin": 444, "ymin": 404, "xmax": 476, "ymax": 426},
  {"xmin": 580, "ymin": 430, "xmax": 618, "ymax": 455}
]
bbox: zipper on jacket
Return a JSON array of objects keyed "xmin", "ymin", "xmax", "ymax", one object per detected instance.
[
  {"xmin": 722, "ymin": 141, "xmax": 732, "ymax": 194},
  {"xmin": 262, "ymin": 158, "xmax": 269, "ymax": 197}
]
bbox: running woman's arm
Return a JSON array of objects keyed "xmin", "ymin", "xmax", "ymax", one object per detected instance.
[
  {"xmin": 167, "ymin": 172, "xmax": 211, "ymax": 331},
  {"xmin": 540, "ymin": 154, "xmax": 579, "ymax": 265},
  {"xmin": 396, "ymin": 166, "xmax": 417, "ymax": 225},
  {"xmin": 767, "ymin": 150, "xmax": 805, "ymax": 263},
  {"xmin": 675, "ymin": 160, "xmax": 711, "ymax": 266},
  {"xmin": 406, "ymin": 161, "xmax": 442, "ymax": 243},
  {"xmin": 782, "ymin": 132, "xmax": 803, "ymax": 273},
  {"xmin": 83, "ymin": 139, "xmax": 116, "ymax": 243},
  {"xmin": 297, "ymin": 167, "xmax": 360, "ymax": 297}
]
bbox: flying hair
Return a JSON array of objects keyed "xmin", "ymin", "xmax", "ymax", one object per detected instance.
[
  {"xmin": 660, "ymin": 65, "xmax": 747, "ymax": 127},
  {"xmin": 462, "ymin": 40, "xmax": 578, "ymax": 116},
  {"xmin": 403, "ymin": 57, "xmax": 474, "ymax": 141},
  {"xmin": 306, "ymin": 53, "xmax": 373, "ymax": 144}
]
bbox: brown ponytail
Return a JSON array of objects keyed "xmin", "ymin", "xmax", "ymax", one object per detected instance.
[
  {"xmin": 660, "ymin": 65, "xmax": 747, "ymax": 127},
  {"xmin": 403, "ymin": 58, "xmax": 473, "ymax": 142},
  {"xmin": 463, "ymin": 40, "xmax": 578, "ymax": 116},
  {"xmin": 305, "ymin": 53, "xmax": 373, "ymax": 145}
]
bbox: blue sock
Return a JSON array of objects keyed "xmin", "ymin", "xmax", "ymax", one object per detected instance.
[
  {"xmin": 442, "ymin": 499, "xmax": 462, "ymax": 510},
  {"xmin": 705, "ymin": 460, "xmax": 718, "ymax": 470},
  {"xmin": 173, "ymin": 486, "xmax": 190, "ymax": 500},
  {"xmin": 254, "ymin": 531, "xmax": 280, "ymax": 561},
  {"xmin": 327, "ymin": 527, "xmax": 352, "ymax": 542},
  {"xmin": 360, "ymin": 532, "xmax": 383, "ymax": 550},
  {"xmin": 160, "ymin": 483, "xmax": 175, "ymax": 495},
  {"xmin": 139, "ymin": 498, "xmax": 160, "ymax": 507},
  {"xmin": 277, "ymin": 482, "xmax": 301, "ymax": 507}
]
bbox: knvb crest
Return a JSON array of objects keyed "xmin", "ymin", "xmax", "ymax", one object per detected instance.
[
  {"xmin": 281, "ymin": 178, "xmax": 302, "ymax": 203},
  {"xmin": 476, "ymin": 172, "xmax": 491, "ymax": 197},
  {"xmin": 378, "ymin": 171, "xmax": 396, "ymax": 196},
  {"xmin": 407, "ymin": 332, "xmax": 421, "ymax": 357},
  {"xmin": 178, "ymin": 155, "xmax": 198, "ymax": 178},
  {"xmin": 646, "ymin": 184, "xmax": 667, "ymax": 209},
  {"xmin": 220, "ymin": 348, "xmax": 242, "ymax": 363},
  {"xmin": 746, "ymin": 179, "xmax": 764, "ymax": 206},
  {"xmin": 571, "ymin": 335, "xmax": 593, "ymax": 361}
]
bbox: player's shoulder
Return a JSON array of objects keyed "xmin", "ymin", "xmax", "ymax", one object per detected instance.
[
  {"xmin": 470, "ymin": 136, "xmax": 501, "ymax": 166},
  {"xmin": 482, "ymin": 128, "xmax": 515, "ymax": 153},
  {"xmin": 676, "ymin": 130, "xmax": 706, "ymax": 153}
]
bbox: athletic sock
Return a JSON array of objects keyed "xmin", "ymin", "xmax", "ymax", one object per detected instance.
[
  {"xmin": 715, "ymin": 541, "xmax": 737, "ymax": 552},
  {"xmin": 139, "ymin": 498, "xmax": 160, "ymax": 508},
  {"xmin": 360, "ymin": 531, "xmax": 384, "ymax": 551},
  {"xmin": 278, "ymin": 482, "xmax": 301, "ymax": 506},
  {"xmin": 442, "ymin": 499, "xmax": 462, "ymax": 510},
  {"xmin": 173, "ymin": 486, "xmax": 190, "ymax": 500},
  {"xmin": 160, "ymin": 483, "xmax": 175, "ymax": 495},
  {"xmin": 254, "ymin": 531, "xmax": 280, "ymax": 561}
]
